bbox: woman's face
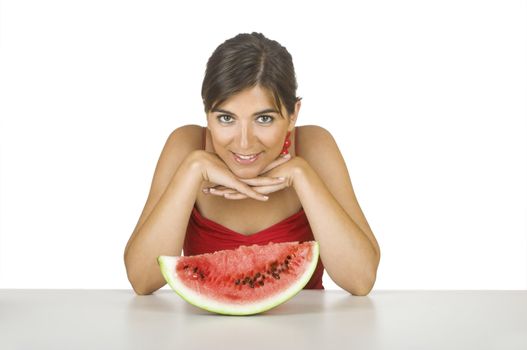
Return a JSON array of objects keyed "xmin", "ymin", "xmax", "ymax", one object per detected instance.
[{"xmin": 207, "ymin": 85, "xmax": 299, "ymax": 179}]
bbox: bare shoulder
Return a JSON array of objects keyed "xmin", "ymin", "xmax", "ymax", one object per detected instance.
[
  {"xmin": 166, "ymin": 124, "xmax": 203, "ymax": 150},
  {"xmin": 142, "ymin": 123, "xmax": 205, "ymax": 206},
  {"xmin": 296, "ymin": 125, "xmax": 340, "ymax": 165},
  {"xmin": 155, "ymin": 124, "xmax": 204, "ymax": 185},
  {"xmin": 125, "ymin": 124, "xmax": 204, "ymax": 248},
  {"xmin": 297, "ymin": 125, "xmax": 379, "ymax": 258}
]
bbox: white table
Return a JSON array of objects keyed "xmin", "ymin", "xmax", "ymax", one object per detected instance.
[{"xmin": 1, "ymin": 289, "xmax": 526, "ymax": 350}]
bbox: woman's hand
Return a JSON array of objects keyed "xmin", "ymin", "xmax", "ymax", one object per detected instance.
[
  {"xmin": 192, "ymin": 150, "xmax": 286, "ymax": 202},
  {"xmin": 203, "ymin": 153, "xmax": 304, "ymax": 200}
]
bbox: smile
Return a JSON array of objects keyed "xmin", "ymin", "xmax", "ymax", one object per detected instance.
[{"xmin": 232, "ymin": 152, "xmax": 262, "ymax": 164}]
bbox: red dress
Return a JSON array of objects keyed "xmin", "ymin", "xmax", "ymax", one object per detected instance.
[{"xmin": 183, "ymin": 127, "xmax": 325, "ymax": 289}]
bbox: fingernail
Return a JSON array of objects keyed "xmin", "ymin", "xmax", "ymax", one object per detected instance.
[
  {"xmin": 277, "ymin": 177, "xmax": 285, "ymax": 181},
  {"xmin": 263, "ymin": 196, "xmax": 269, "ymax": 201},
  {"xmin": 202, "ymin": 188, "xmax": 209, "ymax": 193},
  {"xmin": 209, "ymin": 188, "xmax": 215, "ymax": 192}
]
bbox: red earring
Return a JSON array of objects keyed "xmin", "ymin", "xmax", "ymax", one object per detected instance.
[{"xmin": 280, "ymin": 131, "xmax": 292, "ymax": 156}]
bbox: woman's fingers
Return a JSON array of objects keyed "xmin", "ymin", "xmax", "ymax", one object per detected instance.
[
  {"xmin": 204, "ymin": 182, "xmax": 289, "ymax": 200},
  {"xmin": 206, "ymin": 187, "xmax": 238, "ymax": 196},
  {"xmin": 250, "ymin": 183, "xmax": 290, "ymax": 195},
  {"xmin": 222, "ymin": 181, "xmax": 269, "ymax": 201},
  {"xmin": 238, "ymin": 176, "xmax": 286, "ymax": 187},
  {"xmin": 224, "ymin": 193, "xmax": 249, "ymax": 200},
  {"xmin": 259, "ymin": 154, "xmax": 291, "ymax": 175},
  {"xmin": 200, "ymin": 152, "xmax": 292, "ymax": 201},
  {"xmin": 199, "ymin": 153, "xmax": 269, "ymax": 201},
  {"xmin": 204, "ymin": 176, "xmax": 287, "ymax": 194}
]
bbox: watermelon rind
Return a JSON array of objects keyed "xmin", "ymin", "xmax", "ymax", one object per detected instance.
[{"xmin": 157, "ymin": 241, "xmax": 319, "ymax": 316}]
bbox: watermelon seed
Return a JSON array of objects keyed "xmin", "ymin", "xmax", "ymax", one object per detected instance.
[
  {"xmin": 235, "ymin": 279, "xmax": 240, "ymax": 285},
  {"xmin": 272, "ymin": 273, "xmax": 280, "ymax": 279},
  {"xmin": 258, "ymin": 281, "xmax": 264, "ymax": 286},
  {"xmin": 287, "ymin": 255, "xmax": 292, "ymax": 260},
  {"xmin": 183, "ymin": 265, "xmax": 189, "ymax": 270},
  {"xmin": 255, "ymin": 272, "xmax": 261, "ymax": 278},
  {"xmin": 193, "ymin": 267, "xmax": 198, "ymax": 273}
]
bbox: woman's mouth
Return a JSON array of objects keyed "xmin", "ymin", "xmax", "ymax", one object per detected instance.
[{"xmin": 232, "ymin": 152, "xmax": 262, "ymax": 165}]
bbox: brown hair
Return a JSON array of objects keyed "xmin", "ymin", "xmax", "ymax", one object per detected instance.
[{"xmin": 201, "ymin": 32, "xmax": 301, "ymax": 118}]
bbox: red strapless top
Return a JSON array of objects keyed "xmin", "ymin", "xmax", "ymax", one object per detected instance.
[{"xmin": 182, "ymin": 127, "xmax": 325, "ymax": 289}]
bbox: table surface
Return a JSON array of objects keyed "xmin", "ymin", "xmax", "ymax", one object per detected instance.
[{"xmin": 1, "ymin": 289, "xmax": 526, "ymax": 350}]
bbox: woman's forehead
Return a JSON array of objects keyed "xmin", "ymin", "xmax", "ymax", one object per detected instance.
[{"xmin": 214, "ymin": 85, "xmax": 286, "ymax": 116}]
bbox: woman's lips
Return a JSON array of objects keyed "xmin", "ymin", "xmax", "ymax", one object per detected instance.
[{"xmin": 232, "ymin": 152, "xmax": 262, "ymax": 165}]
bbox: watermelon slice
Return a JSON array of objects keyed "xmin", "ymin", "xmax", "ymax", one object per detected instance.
[{"xmin": 158, "ymin": 241, "xmax": 319, "ymax": 315}]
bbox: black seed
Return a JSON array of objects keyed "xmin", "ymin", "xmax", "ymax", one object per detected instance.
[
  {"xmin": 242, "ymin": 280, "xmax": 246, "ymax": 285},
  {"xmin": 199, "ymin": 272, "xmax": 204, "ymax": 279},
  {"xmin": 262, "ymin": 275, "xmax": 266, "ymax": 279},
  {"xmin": 193, "ymin": 267, "xmax": 198, "ymax": 273},
  {"xmin": 272, "ymin": 273, "xmax": 280, "ymax": 280},
  {"xmin": 235, "ymin": 279, "xmax": 240, "ymax": 285},
  {"xmin": 258, "ymin": 281, "xmax": 264, "ymax": 286},
  {"xmin": 255, "ymin": 272, "xmax": 261, "ymax": 278},
  {"xmin": 287, "ymin": 255, "xmax": 292, "ymax": 260},
  {"xmin": 183, "ymin": 265, "xmax": 189, "ymax": 269}
]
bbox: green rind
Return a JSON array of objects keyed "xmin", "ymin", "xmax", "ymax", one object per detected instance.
[{"xmin": 157, "ymin": 241, "xmax": 320, "ymax": 315}]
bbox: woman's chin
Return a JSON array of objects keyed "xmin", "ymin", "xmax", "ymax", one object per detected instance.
[{"xmin": 231, "ymin": 168, "xmax": 261, "ymax": 179}]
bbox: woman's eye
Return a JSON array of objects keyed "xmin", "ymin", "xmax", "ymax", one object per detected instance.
[
  {"xmin": 257, "ymin": 115, "xmax": 274, "ymax": 124},
  {"xmin": 217, "ymin": 115, "xmax": 233, "ymax": 123}
]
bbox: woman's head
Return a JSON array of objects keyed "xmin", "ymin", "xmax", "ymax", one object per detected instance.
[
  {"xmin": 201, "ymin": 32, "xmax": 301, "ymax": 119},
  {"xmin": 201, "ymin": 33, "xmax": 302, "ymax": 179}
]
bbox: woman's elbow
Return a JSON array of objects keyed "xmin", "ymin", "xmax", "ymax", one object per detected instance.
[
  {"xmin": 128, "ymin": 274, "xmax": 156, "ymax": 295},
  {"xmin": 132, "ymin": 285, "xmax": 154, "ymax": 296},
  {"xmin": 347, "ymin": 271, "xmax": 377, "ymax": 296}
]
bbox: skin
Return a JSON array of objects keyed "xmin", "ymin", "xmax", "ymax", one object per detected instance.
[
  {"xmin": 124, "ymin": 84, "xmax": 381, "ymax": 296},
  {"xmin": 203, "ymin": 84, "xmax": 296, "ymax": 196}
]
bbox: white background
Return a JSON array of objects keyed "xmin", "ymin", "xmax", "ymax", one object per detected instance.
[{"xmin": 0, "ymin": 0, "xmax": 526, "ymax": 291}]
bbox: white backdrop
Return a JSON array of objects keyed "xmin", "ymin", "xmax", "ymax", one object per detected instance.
[{"xmin": 0, "ymin": 0, "xmax": 526, "ymax": 290}]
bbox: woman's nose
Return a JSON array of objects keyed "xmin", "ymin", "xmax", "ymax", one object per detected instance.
[{"xmin": 238, "ymin": 125, "xmax": 254, "ymax": 150}]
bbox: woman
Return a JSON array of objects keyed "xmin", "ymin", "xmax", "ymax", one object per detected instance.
[{"xmin": 124, "ymin": 32, "xmax": 380, "ymax": 296}]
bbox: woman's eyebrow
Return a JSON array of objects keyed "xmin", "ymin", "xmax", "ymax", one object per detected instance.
[{"xmin": 211, "ymin": 108, "xmax": 279, "ymax": 116}]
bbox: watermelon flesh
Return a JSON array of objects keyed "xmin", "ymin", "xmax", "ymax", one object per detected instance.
[{"xmin": 158, "ymin": 241, "xmax": 319, "ymax": 315}]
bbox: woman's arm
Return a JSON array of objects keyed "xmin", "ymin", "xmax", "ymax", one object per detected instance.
[
  {"xmin": 292, "ymin": 127, "xmax": 380, "ymax": 295},
  {"xmin": 124, "ymin": 148, "xmax": 204, "ymax": 295},
  {"xmin": 293, "ymin": 158, "xmax": 380, "ymax": 295},
  {"xmin": 203, "ymin": 126, "xmax": 381, "ymax": 295}
]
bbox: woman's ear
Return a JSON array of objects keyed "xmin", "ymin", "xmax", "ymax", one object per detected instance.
[{"xmin": 288, "ymin": 98, "xmax": 302, "ymax": 131}]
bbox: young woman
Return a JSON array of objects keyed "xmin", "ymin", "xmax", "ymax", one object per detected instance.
[{"xmin": 124, "ymin": 32, "xmax": 380, "ymax": 296}]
